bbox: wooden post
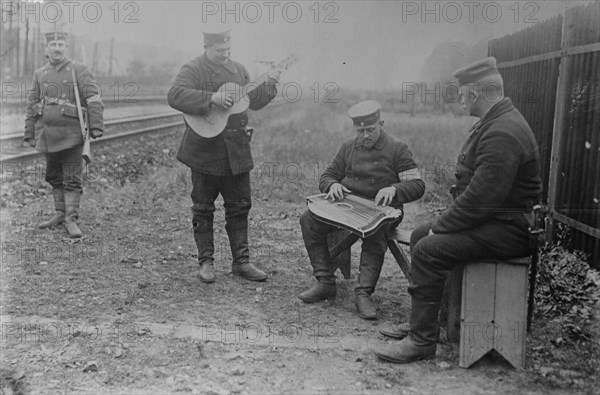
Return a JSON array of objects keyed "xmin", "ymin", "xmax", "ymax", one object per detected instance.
[{"xmin": 546, "ymin": 8, "xmax": 575, "ymax": 241}]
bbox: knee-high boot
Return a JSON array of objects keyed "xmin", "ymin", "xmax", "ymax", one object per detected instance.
[
  {"xmin": 374, "ymin": 298, "xmax": 439, "ymax": 363},
  {"xmin": 64, "ymin": 190, "xmax": 82, "ymax": 238},
  {"xmin": 38, "ymin": 188, "xmax": 65, "ymax": 229},
  {"xmin": 355, "ymin": 252, "xmax": 384, "ymax": 319},
  {"xmin": 193, "ymin": 216, "xmax": 216, "ymax": 283},
  {"xmin": 226, "ymin": 217, "xmax": 267, "ymax": 281}
]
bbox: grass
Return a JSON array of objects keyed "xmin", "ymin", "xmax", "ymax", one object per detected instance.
[{"xmin": 248, "ymin": 99, "xmax": 472, "ymax": 206}]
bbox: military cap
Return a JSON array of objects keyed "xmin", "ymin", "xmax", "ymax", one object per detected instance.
[
  {"xmin": 452, "ymin": 57, "xmax": 500, "ymax": 86},
  {"xmin": 45, "ymin": 31, "xmax": 68, "ymax": 43},
  {"xmin": 203, "ymin": 26, "xmax": 231, "ymax": 46},
  {"xmin": 348, "ymin": 100, "xmax": 381, "ymax": 126}
]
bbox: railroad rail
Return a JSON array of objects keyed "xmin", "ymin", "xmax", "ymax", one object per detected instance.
[
  {"xmin": 0, "ymin": 112, "xmax": 184, "ymax": 164},
  {"xmin": 1, "ymin": 95, "xmax": 168, "ymax": 111}
]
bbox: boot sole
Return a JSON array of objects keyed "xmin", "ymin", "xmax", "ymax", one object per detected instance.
[
  {"xmin": 374, "ymin": 351, "xmax": 435, "ymax": 364},
  {"xmin": 297, "ymin": 294, "xmax": 336, "ymax": 303},
  {"xmin": 358, "ymin": 313, "xmax": 377, "ymax": 320},
  {"xmin": 199, "ymin": 276, "xmax": 216, "ymax": 284},
  {"xmin": 232, "ymin": 273, "xmax": 267, "ymax": 282},
  {"xmin": 378, "ymin": 330, "xmax": 409, "ymax": 339},
  {"xmin": 38, "ymin": 222, "xmax": 64, "ymax": 229}
]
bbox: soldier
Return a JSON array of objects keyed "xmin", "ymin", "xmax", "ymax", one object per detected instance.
[
  {"xmin": 24, "ymin": 31, "xmax": 104, "ymax": 238},
  {"xmin": 298, "ymin": 100, "xmax": 425, "ymax": 319},
  {"xmin": 374, "ymin": 57, "xmax": 542, "ymax": 363},
  {"xmin": 167, "ymin": 28, "xmax": 279, "ymax": 283}
]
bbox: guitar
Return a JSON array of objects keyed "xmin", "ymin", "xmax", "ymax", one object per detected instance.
[{"xmin": 183, "ymin": 54, "xmax": 297, "ymax": 138}]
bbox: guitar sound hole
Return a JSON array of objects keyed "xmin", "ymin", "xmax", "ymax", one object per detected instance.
[{"xmin": 333, "ymin": 203, "xmax": 353, "ymax": 210}]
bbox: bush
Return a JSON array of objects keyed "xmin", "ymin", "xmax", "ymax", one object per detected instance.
[{"xmin": 535, "ymin": 245, "xmax": 600, "ymax": 341}]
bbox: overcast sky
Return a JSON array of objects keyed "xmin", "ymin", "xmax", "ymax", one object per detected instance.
[{"xmin": 24, "ymin": 0, "xmax": 593, "ymax": 89}]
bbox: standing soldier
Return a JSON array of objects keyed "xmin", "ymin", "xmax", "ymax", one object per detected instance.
[
  {"xmin": 167, "ymin": 28, "xmax": 279, "ymax": 283},
  {"xmin": 24, "ymin": 31, "xmax": 104, "ymax": 238}
]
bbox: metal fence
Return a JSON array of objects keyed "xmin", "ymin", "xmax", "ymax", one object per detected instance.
[{"xmin": 489, "ymin": 2, "xmax": 600, "ymax": 267}]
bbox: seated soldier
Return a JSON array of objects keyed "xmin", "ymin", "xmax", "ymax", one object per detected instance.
[
  {"xmin": 374, "ymin": 57, "xmax": 542, "ymax": 363},
  {"xmin": 298, "ymin": 100, "xmax": 425, "ymax": 319}
]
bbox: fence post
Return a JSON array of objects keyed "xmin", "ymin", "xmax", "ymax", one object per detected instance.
[{"xmin": 546, "ymin": 7, "xmax": 575, "ymax": 242}]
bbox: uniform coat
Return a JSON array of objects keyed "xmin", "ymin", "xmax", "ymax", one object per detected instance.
[
  {"xmin": 319, "ymin": 130, "xmax": 425, "ymax": 209},
  {"xmin": 409, "ymin": 97, "xmax": 543, "ymax": 305},
  {"xmin": 431, "ymin": 97, "xmax": 542, "ymax": 245},
  {"xmin": 24, "ymin": 57, "xmax": 104, "ymax": 153},
  {"xmin": 167, "ymin": 53, "xmax": 276, "ymax": 175}
]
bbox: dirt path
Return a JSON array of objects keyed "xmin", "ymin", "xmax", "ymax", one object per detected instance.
[{"xmin": 1, "ymin": 104, "xmax": 590, "ymax": 394}]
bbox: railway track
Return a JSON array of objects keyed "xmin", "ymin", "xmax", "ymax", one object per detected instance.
[{"xmin": 0, "ymin": 112, "xmax": 184, "ymax": 164}]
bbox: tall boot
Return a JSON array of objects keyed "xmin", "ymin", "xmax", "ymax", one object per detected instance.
[
  {"xmin": 64, "ymin": 190, "xmax": 82, "ymax": 238},
  {"xmin": 373, "ymin": 299, "xmax": 440, "ymax": 364},
  {"xmin": 354, "ymin": 252, "xmax": 384, "ymax": 320},
  {"xmin": 193, "ymin": 216, "xmax": 216, "ymax": 283},
  {"xmin": 298, "ymin": 240, "xmax": 337, "ymax": 303},
  {"xmin": 298, "ymin": 276, "xmax": 337, "ymax": 302},
  {"xmin": 227, "ymin": 219, "xmax": 267, "ymax": 281},
  {"xmin": 38, "ymin": 188, "xmax": 65, "ymax": 229}
]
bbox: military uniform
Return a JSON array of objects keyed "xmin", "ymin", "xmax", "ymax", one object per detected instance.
[
  {"xmin": 167, "ymin": 29, "xmax": 277, "ymax": 283},
  {"xmin": 24, "ymin": 32, "xmax": 104, "ymax": 238},
  {"xmin": 299, "ymin": 101, "xmax": 425, "ymax": 319},
  {"xmin": 374, "ymin": 57, "xmax": 543, "ymax": 364}
]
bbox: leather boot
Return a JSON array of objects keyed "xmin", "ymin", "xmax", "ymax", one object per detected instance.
[
  {"xmin": 193, "ymin": 217, "xmax": 216, "ymax": 283},
  {"xmin": 64, "ymin": 190, "xmax": 82, "ymax": 238},
  {"xmin": 354, "ymin": 252, "xmax": 384, "ymax": 320},
  {"xmin": 38, "ymin": 188, "xmax": 65, "ymax": 229},
  {"xmin": 198, "ymin": 261, "xmax": 216, "ymax": 283},
  {"xmin": 298, "ymin": 277, "xmax": 336, "ymax": 303},
  {"xmin": 379, "ymin": 322, "xmax": 410, "ymax": 339},
  {"xmin": 374, "ymin": 299, "xmax": 440, "ymax": 364},
  {"xmin": 227, "ymin": 222, "xmax": 267, "ymax": 281},
  {"xmin": 355, "ymin": 293, "xmax": 377, "ymax": 320}
]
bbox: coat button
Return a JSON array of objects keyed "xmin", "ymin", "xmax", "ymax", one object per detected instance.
[
  {"xmin": 374, "ymin": 161, "xmax": 378, "ymax": 165},
  {"xmin": 370, "ymin": 179, "xmax": 375, "ymax": 184}
]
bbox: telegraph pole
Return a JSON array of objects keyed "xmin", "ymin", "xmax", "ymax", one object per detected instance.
[{"xmin": 108, "ymin": 37, "xmax": 114, "ymax": 77}]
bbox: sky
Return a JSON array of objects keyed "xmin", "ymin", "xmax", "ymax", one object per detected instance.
[{"xmin": 12, "ymin": 0, "xmax": 594, "ymax": 89}]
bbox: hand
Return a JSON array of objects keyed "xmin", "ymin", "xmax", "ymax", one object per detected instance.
[
  {"xmin": 90, "ymin": 129, "xmax": 103, "ymax": 139},
  {"xmin": 25, "ymin": 138, "xmax": 35, "ymax": 148},
  {"xmin": 325, "ymin": 183, "xmax": 351, "ymax": 201},
  {"xmin": 211, "ymin": 91, "xmax": 234, "ymax": 109},
  {"xmin": 267, "ymin": 69, "xmax": 282, "ymax": 82},
  {"xmin": 428, "ymin": 229, "xmax": 435, "ymax": 236},
  {"xmin": 374, "ymin": 186, "xmax": 397, "ymax": 206}
]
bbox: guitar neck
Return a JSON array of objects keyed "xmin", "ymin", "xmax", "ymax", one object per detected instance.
[{"xmin": 241, "ymin": 71, "xmax": 271, "ymax": 99}]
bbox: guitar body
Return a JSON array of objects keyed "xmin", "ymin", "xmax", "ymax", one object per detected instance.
[
  {"xmin": 181, "ymin": 54, "xmax": 297, "ymax": 138},
  {"xmin": 183, "ymin": 82, "xmax": 250, "ymax": 138}
]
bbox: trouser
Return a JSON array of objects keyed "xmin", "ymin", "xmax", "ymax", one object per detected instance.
[
  {"xmin": 190, "ymin": 171, "xmax": 252, "ymax": 266},
  {"xmin": 299, "ymin": 210, "xmax": 391, "ymax": 290},
  {"xmin": 45, "ymin": 144, "xmax": 84, "ymax": 192},
  {"xmin": 408, "ymin": 219, "xmax": 532, "ymax": 344},
  {"xmin": 409, "ymin": 219, "xmax": 532, "ymax": 303}
]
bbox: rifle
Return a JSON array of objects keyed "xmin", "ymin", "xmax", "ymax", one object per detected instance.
[{"xmin": 71, "ymin": 66, "xmax": 91, "ymax": 164}]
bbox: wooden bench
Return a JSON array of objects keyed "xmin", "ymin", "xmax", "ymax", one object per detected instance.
[
  {"xmin": 328, "ymin": 228, "xmax": 532, "ymax": 370},
  {"xmin": 327, "ymin": 227, "xmax": 412, "ymax": 282},
  {"xmin": 456, "ymin": 257, "xmax": 531, "ymax": 369}
]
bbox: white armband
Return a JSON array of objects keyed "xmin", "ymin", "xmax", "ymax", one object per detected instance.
[{"xmin": 398, "ymin": 168, "xmax": 422, "ymax": 182}]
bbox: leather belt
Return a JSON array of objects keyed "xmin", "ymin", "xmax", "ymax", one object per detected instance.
[{"xmin": 45, "ymin": 97, "xmax": 71, "ymax": 105}]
